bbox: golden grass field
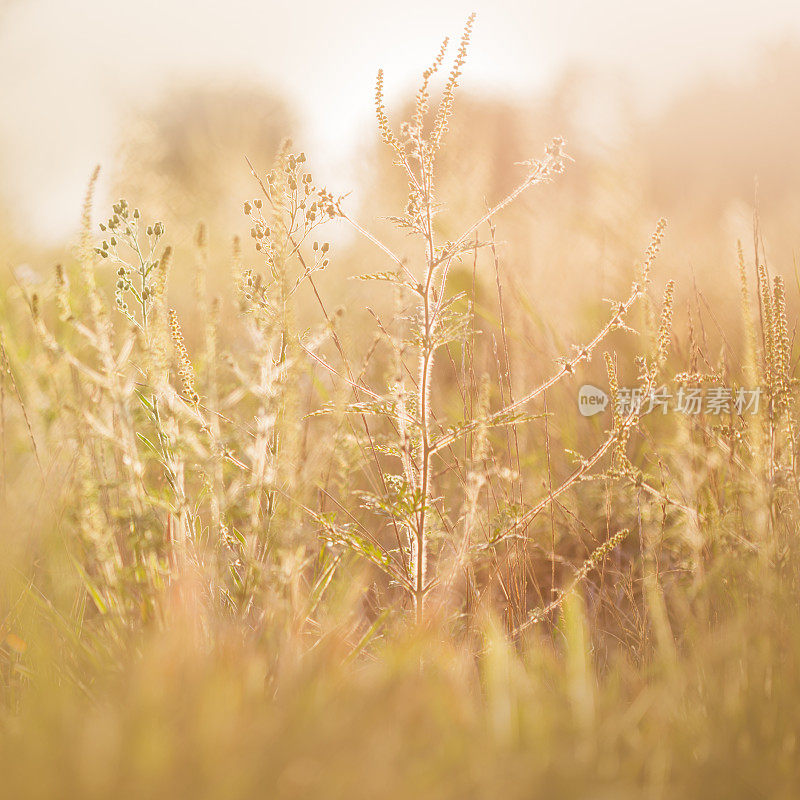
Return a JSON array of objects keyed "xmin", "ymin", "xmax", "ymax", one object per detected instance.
[{"xmin": 2, "ymin": 15, "xmax": 800, "ymax": 798}]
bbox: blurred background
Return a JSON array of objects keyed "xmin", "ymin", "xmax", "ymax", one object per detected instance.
[{"xmin": 2, "ymin": 0, "xmax": 800, "ymax": 318}]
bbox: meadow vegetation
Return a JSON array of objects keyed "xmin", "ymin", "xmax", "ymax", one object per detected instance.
[{"xmin": 2, "ymin": 17, "xmax": 800, "ymax": 798}]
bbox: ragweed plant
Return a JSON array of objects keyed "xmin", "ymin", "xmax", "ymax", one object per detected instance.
[
  {"xmin": 295, "ymin": 17, "xmax": 675, "ymax": 628},
  {"xmin": 15, "ymin": 152, "xmax": 347, "ymax": 640}
]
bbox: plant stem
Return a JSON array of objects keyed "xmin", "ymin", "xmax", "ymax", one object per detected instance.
[{"xmin": 412, "ymin": 158, "xmax": 438, "ymax": 626}]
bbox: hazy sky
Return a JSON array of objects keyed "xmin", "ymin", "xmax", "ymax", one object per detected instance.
[{"xmin": 2, "ymin": 0, "xmax": 800, "ymax": 240}]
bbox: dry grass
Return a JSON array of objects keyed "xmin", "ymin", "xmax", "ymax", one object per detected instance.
[{"xmin": 2, "ymin": 18, "xmax": 800, "ymax": 798}]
